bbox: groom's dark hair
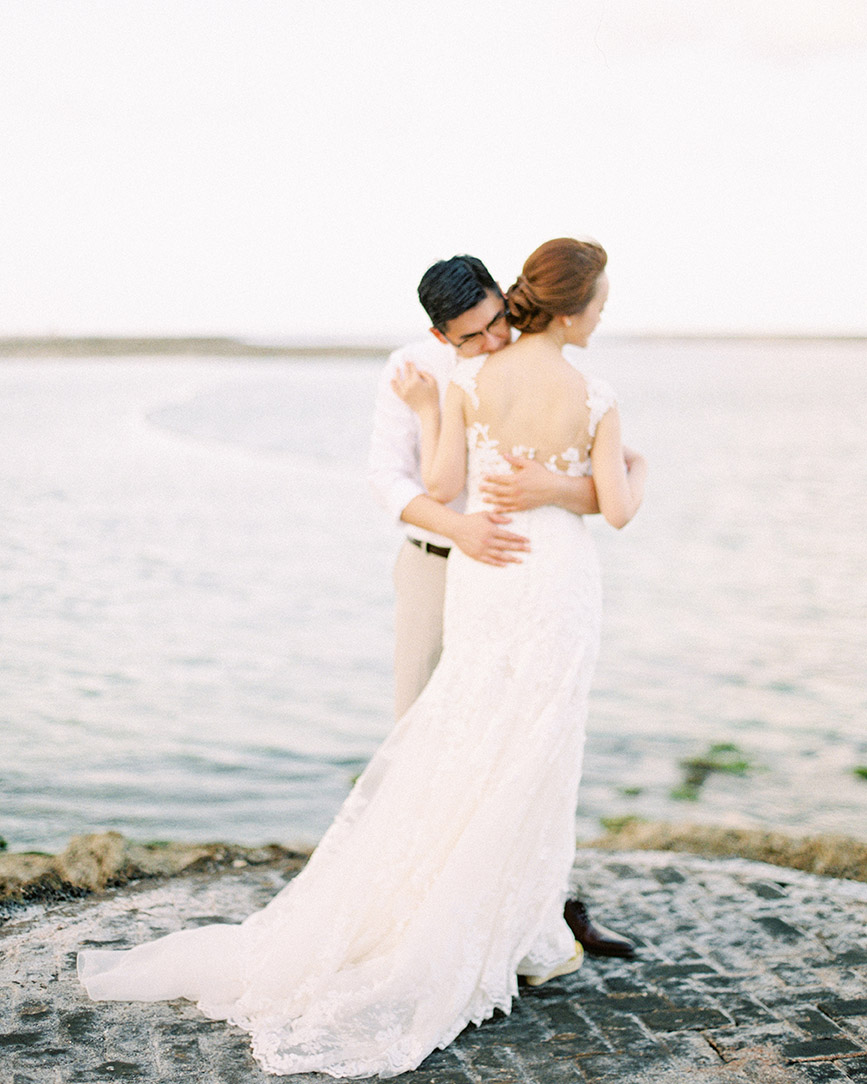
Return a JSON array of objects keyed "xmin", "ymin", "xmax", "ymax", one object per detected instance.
[{"xmin": 417, "ymin": 255, "xmax": 501, "ymax": 331}]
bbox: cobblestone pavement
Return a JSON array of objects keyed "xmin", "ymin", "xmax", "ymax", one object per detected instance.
[{"xmin": 2, "ymin": 849, "xmax": 867, "ymax": 1083}]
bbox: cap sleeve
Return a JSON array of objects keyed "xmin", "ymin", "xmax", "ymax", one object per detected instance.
[
  {"xmin": 586, "ymin": 376, "xmax": 617, "ymax": 439},
  {"xmin": 449, "ymin": 356, "xmax": 486, "ymax": 410}
]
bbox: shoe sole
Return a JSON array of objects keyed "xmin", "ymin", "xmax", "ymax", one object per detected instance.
[{"xmin": 524, "ymin": 943, "xmax": 584, "ymax": 987}]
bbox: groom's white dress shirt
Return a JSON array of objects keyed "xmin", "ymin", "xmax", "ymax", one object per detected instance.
[{"xmin": 368, "ymin": 336, "xmax": 465, "ymax": 548}]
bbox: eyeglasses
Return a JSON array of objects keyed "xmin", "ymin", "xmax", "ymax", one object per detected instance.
[{"xmin": 442, "ymin": 306, "xmax": 509, "ymax": 353}]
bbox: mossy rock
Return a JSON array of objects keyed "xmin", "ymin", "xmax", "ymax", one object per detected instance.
[{"xmin": 671, "ymin": 741, "xmax": 756, "ymax": 800}]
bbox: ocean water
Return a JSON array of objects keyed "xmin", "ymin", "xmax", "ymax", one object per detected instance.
[{"xmin": 1, "ymin": 339, "xmax": 865, "ymax": 854}]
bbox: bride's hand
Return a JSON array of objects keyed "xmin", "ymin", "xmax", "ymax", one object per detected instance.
[{"xmin": 391, "ymin": 362, "xmax": 439, "ymax": 414}]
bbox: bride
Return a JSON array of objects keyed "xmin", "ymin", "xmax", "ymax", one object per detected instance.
[{"xmin": 78, "ymin": 237, "xmax": 646, "ymax": 1079}]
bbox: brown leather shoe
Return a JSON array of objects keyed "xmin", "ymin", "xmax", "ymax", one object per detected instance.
[{"xmin": 564, "ymin": 898, "xmax": 636, "ymax": 959}]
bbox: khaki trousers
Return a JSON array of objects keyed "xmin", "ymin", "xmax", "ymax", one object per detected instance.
[{"xmin": 392, "ymin": 538, "xmax": 449, "ymax": 720}]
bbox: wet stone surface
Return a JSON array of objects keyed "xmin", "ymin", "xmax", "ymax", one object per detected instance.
[{"xmin": 2, "ymin": 850, "xmax": 867, "ymax": 1082}]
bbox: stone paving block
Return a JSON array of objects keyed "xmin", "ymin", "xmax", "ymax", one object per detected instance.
[
  {"xmin": 0, "ymin": 1032, "xmax": 44, "ymax": 1050},
  {"xmin": 716, "ymin": 993, "xmax": 778, "ymax": 1026},
  {"xmin": 680, "ymin": 946, "xmax": 714, "ymax": 961},
  {"xmin": 781, "ymin": 1036, "xmax": 863, "ymax": 1061},
  {"xmin": 765, "ymin": 990, "xmax": 845, "ymax": 1010},
  {"xmin": 603, "ymin": 975, "xmax": 649, "ymax": 994},
  {"xmin": 579, "ymin": 1049, "xmax": 742, "ymax": 1084},
  {"xmin": 450, "ymin": 1038, "xmax": 518, "ymax": 1077},
  {"xmin": 757, "ymin": 917, "xmax": 806, "ymax": 943},
  {"xmin": 574, "ymin": 1051, "xmax": 664, "ymax": 1083},
  {"xmin": 842, "ymin": 1056, "xmax": 867, "ymax": 1080},
  {"xmin": 653, "ymin": 867, "xmax": 687, "ymax": 885},
  {"xmin": 704, "ymin": 1022, "xmax": 803, "ymax": 1061},
  {"xmin": 486, "ymin": 1009, "xmax": 550, "ymax": 1045},
  {"xmin": 531, "ymin": 997, "xmax": 586, "ymax": 1037},
  {"xmin": 572, "ymin": 988, "xmax": 622, "ymax": 1014},
  {"xmin": 542, "ymin": 1023, "xmax": 614, "ymax": 1059},
  {"xmin": 511, "ymin": 1047, "xmax": 585, "ymax": 1083},
  {"xmin": 57, "ymin": 1007, "xmax": 101, "ymax": 1042},
  {"xmin": 656, "ymin": 986, "xmax": 728, "ymax": 1012},
  {"xmin": 593, "ymin": 1017, "xmax": 654, "ymax": 1050},
  {"xmin": 663, "ymin": 1030, "xmax": 724, "ymax": 1066},
  {"xmin": 528, "ymin": 1060, "xmax": 585, "ymax": 1083},
  {"xmin": 69, "ymin": 1062, "xmax": 147, "ymax": 1081},
  {"xmin": 786, "ymin": 1008, "xmax": 847, "ymax": 1038},
  {"xmin": 749, "ymin": 881, "xmax": 790, "ymax": 901},
  {"xmin": 831, "ymin": 950, "xmax": 867, "ymax": 967},
  {"xmin": 840, "ymin": 1020, "xmax": 867, "ymax": 1046},
  {"xmin": 595, "ymin": 992, "xmax": 673, "ymax": 1015},
  {"xmin": 603, "ymin": 863, "xmax": 642, "ymax": 878},
  {"xmin": 696, "ymin": 973, "xmax": 763, "ymax": 991},
  {"xmin": 789, "ymin": 1065, "xmax": 851, "ymax": 1083},
  {"xmin": 412, "ymin": 1047, "xmax": 478, "ymax": 1083},
  {"xmin": 645, "ymin": 961, "xmax": 722, "ymax": 981},
  {"xmin": 641, "ymin": 1006, "xmax": 732, "ymax": 1032},
  {"xmin": 154, "ymin": 1025, "xmax": 202, "ymax": 1069},
  {"xmin": 819, "ymin": 999, "xmax": 867, "ymax": 1019},
  {"xmin": 776, "ymin": 966, "xmax": 836, "ymax": 989},
  {"xmin": 15, "ymin": 1002, "xmax": 51, "ymax": 1022}
]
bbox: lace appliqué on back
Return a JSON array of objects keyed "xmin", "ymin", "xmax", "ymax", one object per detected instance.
[{"xmin": 456, "ymin": 368, "xmax": 617, "ymax": 504}]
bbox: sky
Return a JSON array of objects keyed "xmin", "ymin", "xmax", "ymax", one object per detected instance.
[{"xmin": 1, "ymin": 0, "xmax": 865, "ymax": 341}]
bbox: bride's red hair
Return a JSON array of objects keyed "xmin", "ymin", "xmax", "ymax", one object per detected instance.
[{"xmin": 507, "ymin": 238, "xmax": 607, "ymax": 333}]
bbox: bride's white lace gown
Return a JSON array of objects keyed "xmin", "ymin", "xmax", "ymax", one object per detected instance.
[{"xmin": 78, "ymin": 361, "xmax": 617, "ymax": 1079}]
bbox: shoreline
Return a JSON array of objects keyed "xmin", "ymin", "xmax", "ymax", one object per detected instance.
[
  {"xmin": 0, "ymin": 336, "xmax": 393, "ymax": 359},
  {"xmin": 0, "ymin": 832, "xmax": 312, "ymax": 916},
  {"xmin": 1, "ymin": 333, "xmax": 866, "ymax": 360},
  {"xmin": 4, "ymin": 822, "xmax": 867, "ymax": 916}
]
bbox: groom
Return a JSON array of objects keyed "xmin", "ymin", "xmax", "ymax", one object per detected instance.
[{"xmin": 368, "ymin": 254, "xmax": 635, "ymax": 959}]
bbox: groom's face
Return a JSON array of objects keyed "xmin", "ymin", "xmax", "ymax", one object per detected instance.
[{"xmin": 432, "ymin": 290, "xmax": 510, "ymax": 358}]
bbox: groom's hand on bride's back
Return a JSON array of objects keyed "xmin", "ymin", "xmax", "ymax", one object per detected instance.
[
  {"xmin": 452, "ymin": 511, "xmax": 530, "ymax": 567},
  {"xmin": 480, "ymin": 456, "xmax": 559, "ymax": 513},
  {"xmin": 482, "ymin": 455, "xmax": 603, "ymax": 517}
]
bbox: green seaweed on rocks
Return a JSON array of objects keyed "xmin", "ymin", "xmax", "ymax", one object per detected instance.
[
  {"xmin": 854, "ymin": 766, "xmax": 867, "ymax": 781},
  {"xmin": 672, "ymin": 741, "xmax": 754, "ymax": 801},
  {"xmin": 599, "ymin": 815, "xmax": 647, "ymax": 834}
]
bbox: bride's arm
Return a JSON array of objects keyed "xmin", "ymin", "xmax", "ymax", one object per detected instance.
[
  {"xmin": 590, "ymin": 408, "xmax": 647, "ymax": 529},
  {"xmin": 423, "ymin": 382, "xmax": 467, "ymax": 502},
  {"xmin": 391, "ymin": 362, "xmax": 467, "ymax": 504}
]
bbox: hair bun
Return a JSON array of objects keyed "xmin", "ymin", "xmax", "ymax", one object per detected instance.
[
  {"xmin": 506, "ymin": 275, "xmax": 551, "ymax": 333},
  {"xmin": 507, "ymin": 238, "xmax": 608, "ymax": 334}
]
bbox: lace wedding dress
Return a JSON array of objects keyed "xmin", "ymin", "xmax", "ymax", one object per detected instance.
[{"xmin": 78, "ymin": 362, "xmax": 617, "ymax": 1079}]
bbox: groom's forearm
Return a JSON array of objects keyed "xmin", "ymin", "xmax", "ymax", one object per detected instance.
[
  {"xmin": 556, "ymin": 448, "xmax": 644, "ymax": 516},
  {"xmin": 550, "ymin": 474, "xmax": 600, "ymax": 515},
  {"xmin": 399, "ymin": 494, "xmax": 465, "ymax": 538},
  {"xmin": 480, "ymin": 459, "xmax": 600, "ymax": 516},
  {"xmin": 400, "ymin": 496, "xmax": 530, "ymax": 566}
]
